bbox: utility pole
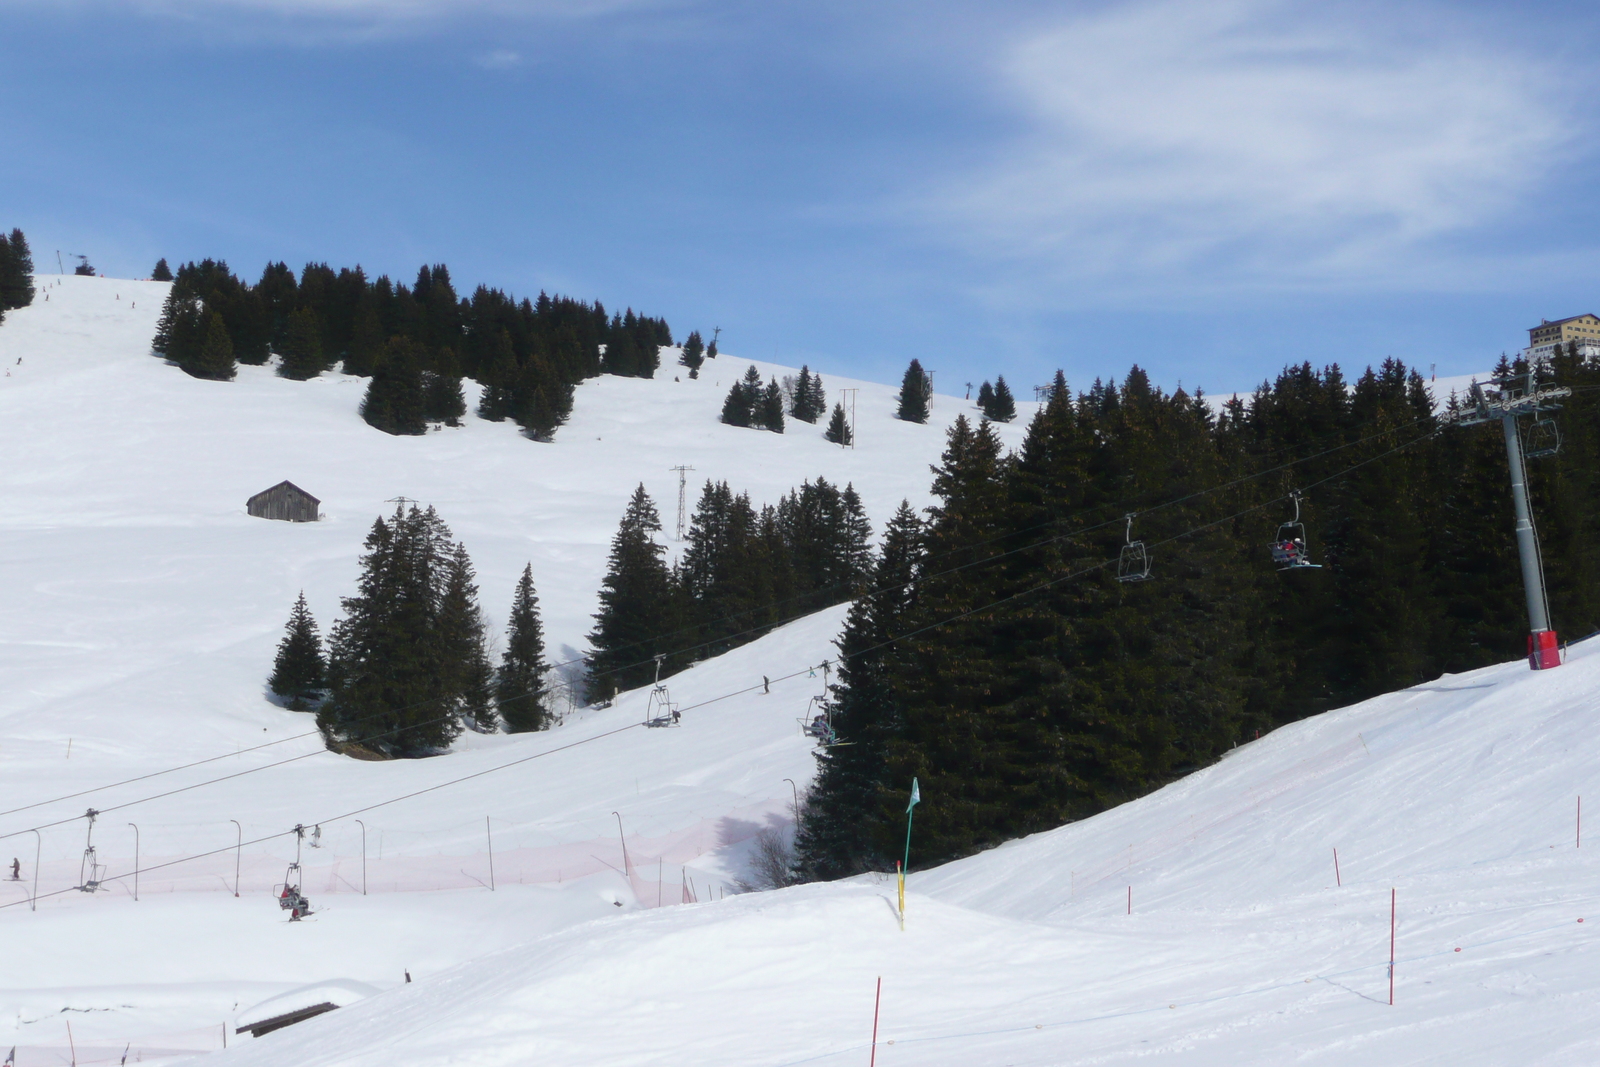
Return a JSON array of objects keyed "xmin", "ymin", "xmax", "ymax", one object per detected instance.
[
  {"xmin": 669, "ymin": 466, "xmax": 694, "ymax": 541},
  {"xmin": 1452, "ymin": 369, "xmax": 1570, "ymax": 669},
  {"xmin": 840, "ymin": 388, "xmax": 858, "ymax": 449}
]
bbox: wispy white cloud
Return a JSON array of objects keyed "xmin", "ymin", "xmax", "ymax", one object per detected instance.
[
  {"xmin": 930, "ymin": 0, "xmax": 1585, "ymax": 297},
  {"xmin": 474, "ymin": 47, "xmax": 522, "ymax": 68}
]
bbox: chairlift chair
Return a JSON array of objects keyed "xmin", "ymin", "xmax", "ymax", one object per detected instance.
[
  {"xmin": 78, "ymin": 808, "xmax": 106, "ymax": 892},
  {"xmin": 1523, "ymin": 417, "xmax": 1561, "ymax": 459},
  {"xmin": 644, "ymin": 684, "xmax": 679, "ymax": 727},
  {"xmin": 274, "ymin": 824, "xmax": 312, "ymax": 920},
  {"xmin": 1116, "ymin": 514, "xmax": 1152, "ymax": 583},
  {"xmin": 1270, "ymin": 491, "xmax": 1322, "ymax": 571}
]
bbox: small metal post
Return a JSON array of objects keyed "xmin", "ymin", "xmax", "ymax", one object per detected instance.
[
  {"xmin": 613, "ymin": 811, "xmax": 630, "ymax": 877},
  {"xmin": 485, "ymin": 816, "xmax": 495, "ymax": 892},
  {"xmin": 355, "ymin": 819, "xmax": 367, "ymax": 895},
  {"xmin": 30, "ymin": 829, "xmax": 40, "ymax": 912},
  {"xmin": 229, "ymin": 820, "xmax": 242, "ymax": 897},
  {"xmin": 127, "ymin": 823, "xmax": 139, "ymax": 901},
  {"xmin": 782, "ymin": 778, "xmax": 799, "ymax": 821}
]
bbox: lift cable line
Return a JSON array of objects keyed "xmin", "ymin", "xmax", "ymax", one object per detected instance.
[
  {"xmin": 0, "ymin": 721, "xmax": 648, "ymax": 914},
  {"xmin": 1, "ymin": 425, "xmax": 1449, "ymax": 910},
  {"xmin": 0, "ymin": 411, "xmax": 1453, "ymax": 829},
  {"xmin": 1446, "ymin": 369, "xmax": 1571, "ymax": 670}
]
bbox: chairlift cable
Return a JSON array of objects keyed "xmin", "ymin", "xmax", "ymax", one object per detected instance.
[
  {"xmin": 0, "ymin": 426, "xmax": 1449, "ymax": 912},
  {"xmin": 0, "ymin": 414, "xmax": 1466, "ymax": 832}
]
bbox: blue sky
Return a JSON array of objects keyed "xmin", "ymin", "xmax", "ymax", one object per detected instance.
[{"xmin": 3, "ymin": 0, "xmax": 1598, "ymax": 396}]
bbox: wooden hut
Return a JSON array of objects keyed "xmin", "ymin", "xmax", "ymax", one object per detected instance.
[{"xmin": 247, "ymin": 480, "xmax": 320, "ymax": 522}]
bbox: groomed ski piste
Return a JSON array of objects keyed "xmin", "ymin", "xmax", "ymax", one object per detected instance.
[{"xmin": 4, "ymin": 277, "xmax": 1594, "ymax": 1065}]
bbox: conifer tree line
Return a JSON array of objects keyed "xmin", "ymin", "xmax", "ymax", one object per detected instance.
[
  {"xmin": 975, "ymin": 376, "xmax": 1016, "ymax": 422},
  {"xmin": 586, "ymin": 476, "xmax": 874, "ymax": 696},
  {"xmin": 720, "ymin": 365, "xmax": 787, "ymax": 432},
  {"xmin": 150, "ymin": 258, "xmax": 671, "ymax": 441},
  {"xmin": 797, "ymin": 352, "xmax": 1600, "ymax": 879},
  {"xmin": 0, "ymin": 228, "xmax": 36, "ymax": 321},
  {"xmin": 268, "ymin": 504, "xmax": 551, "ymax": 755}
]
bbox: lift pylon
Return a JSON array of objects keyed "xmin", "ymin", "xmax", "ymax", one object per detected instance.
[{"xmin": 1451, "ymin": 369, "xmax": 1571, "ymax": 670}]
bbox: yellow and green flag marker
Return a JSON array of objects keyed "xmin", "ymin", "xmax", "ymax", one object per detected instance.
[{"xmin": 898, "ymin": 777, "xmax": 920, "ymax": 928}]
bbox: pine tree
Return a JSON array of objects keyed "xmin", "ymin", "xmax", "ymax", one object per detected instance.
[
  {"xmin": 423, "ymin": 347, "xmax": 467, "ymax": 426},
  {"xmin": 896, "ymin": 359, "xmax": 931, "ymax": 423},
  {"xmin": 603, "ymin": 320, "xmax": 639, "ymax": 377},
  {"xmin": 975, "ymin": 380, "xmax": 994, "ymax": 414},
  {"xmin": 0, "ymin": 229, "xmax": 36, "ymax": 309},
  {"xmin": 721, "ymin": 365, "xmax": 764, "ymax": 428},
  {"xmin": 344, "ymin": 303, "xmax": 383, "ymax": 376},
  {"xmin": 790, "ymin": 366, "xmax": 825, "ymax": 422},
  {"xmin": 152, "ymin": 286, "xmax": 202, "ymax": 364},
  {"xmin": 476, "ymin": 330, "xmax": 518, "ymax": 421},
  {"xmin": 825, "ymin": 402, "xmax": 853, "ymax": 445},
  {"xmin": 679, "ymin": 330, "xmax": 705, "ymax": 377},
  {"xmin": 587, "ymin": 486, "xmax": 680, "ymax": 696},
  {"xmin": 276, "ymin": 307, "xmax": 328, "ymax": 379},
  {"xmin": 190, "ymin": 309, "xmax": 238, "ymax": 381},
  {"xmin": 760, "ymin": 378, "xmax": 786, "ymax": 433},
  {"xmin": 151, "ymin": 258, "xmax": 173, "ymax": 282},
  {"xmin": 439, "ymin": 543, "xmax": 496, "ymax": 731},
  {"xmin": 988, "ymin": 376, "xmax": 1016, "ymax": 422},
  {"xmin": 705, "ymin": 334, "xmax": 718, "ymax": 359},
  {"xmin": 268, "ymin": 592, "xmax": 327, "ymax": 710},
  {"xmin": 320, "ymin": 505, "xmax": 479, "ymax": 755},
  {"xmin": 794, "ymin": 501, "xmax": 924, "ymax": 878},
  {"xmin": 497, "ymin": 564, "xmax": 549, "ymax": 732},
  {"xmin": 361, "ymin": 338, "xmax": 427, "ymax": 435}
]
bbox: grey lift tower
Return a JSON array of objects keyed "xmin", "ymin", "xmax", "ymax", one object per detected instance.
[{"xmin": 1451, "ymin": 368, "xmax": 1570, "ymax": 670}]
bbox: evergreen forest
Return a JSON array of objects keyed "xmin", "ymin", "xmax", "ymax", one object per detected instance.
[
  {"xmin": 150, "ymin": 258, "xmax": 673, "ymax": 442},
  {"xmin": 586, "ymin": 476, "xmax": 874, "ymax": 696},
  {"xmin": 796, "ymin": 352, "xmax": 1600, "ymax": 879}
]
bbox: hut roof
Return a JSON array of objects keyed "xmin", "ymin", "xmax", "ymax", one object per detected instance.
[{"xmin": 248, "ymin": 480, "xmax": 321, "ymax": 506}]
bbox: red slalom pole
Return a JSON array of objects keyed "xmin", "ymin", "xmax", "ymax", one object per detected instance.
[
  {"xmin": 869, "ymin": 976, "xmax": 882, "ymax": 1066},
  {"xmin": 1333, "ymin": 847, "xmax": 1341, "ymax": 887},
  {"xmin": 1127, "ymin": 885, "xmax": 1131, "ymax": 914},
  {"xmin": 1389, "ymin": 888, "xmax": 1396, "ymax": 1006}
]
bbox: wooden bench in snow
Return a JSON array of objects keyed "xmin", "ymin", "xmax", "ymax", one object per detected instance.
[
  {"xmin": 235, "ymin": 979, "xmax": 381, "ymax": 1038},
  {"xmin": 247, "ymin": 480, "xmax": 321, "ymax": 522}
]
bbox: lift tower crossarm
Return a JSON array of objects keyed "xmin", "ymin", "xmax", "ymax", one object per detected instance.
[{"xmin": 1446, "ymin": 372, "xmax": 1570, "ymax": 669}]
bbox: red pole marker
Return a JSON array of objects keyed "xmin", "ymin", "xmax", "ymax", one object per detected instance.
[
  {"xmin": 1127, "ymin": 885, "xmax": 1132, "ymax": 915},
  {"xmin": 1333, "ymin": 847, "xmax": 1341, "ymax": 887},
  {"xmin": 870, "ymin": 976, "xmax": 882, "ymax": 1067},
  {"xmin": 1389, "ymin": 888, "xmax": 1396, "ymax": 1006}
]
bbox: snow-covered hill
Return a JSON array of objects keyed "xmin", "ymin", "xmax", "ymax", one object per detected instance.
[
  {"xmin": 2, "ymin": 276, "xmax": 1585, "ymax": 1066},
  {"xmin": 0, "ymin": 275, "xmax": 1023, "ymax": 1061}
]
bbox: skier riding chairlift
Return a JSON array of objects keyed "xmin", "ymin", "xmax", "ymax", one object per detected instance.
[
  {"xmin": 278, "ymin": 880, "xmax": 311, "ymax": 921},
  {"xmin": 805, "ymin": 714, "xmax": 836, "ymax": 745}
]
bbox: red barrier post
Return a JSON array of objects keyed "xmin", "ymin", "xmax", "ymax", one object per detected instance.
[
  {"xmin": 1127, "ymin": 885, "xmax": 1132, "ymax": 915},
  {"xmin": 870, "ymin": 976, "xmax": 882, "ymax": 1067},
  {"xmin": 1333, "ymin": 847, "xmax": 1341, "ymax": 887}
]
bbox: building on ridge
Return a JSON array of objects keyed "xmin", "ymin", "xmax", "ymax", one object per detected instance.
[{"xmin": 1526, "ymin": 314, "xmax": 1600, "ymax": 363}]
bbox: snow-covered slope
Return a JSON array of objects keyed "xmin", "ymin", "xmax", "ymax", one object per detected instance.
[
  {"xmin": 2, "ymin": 276, "xmax": 1587, "ymax": 1066},
  {"xmin": 208, "ymin": 641, "xmax": 1600, "ymax": 1067},
  {"xmin": 0, "ymin": 275, "xmax": 1017, "ymax": 1061}
]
